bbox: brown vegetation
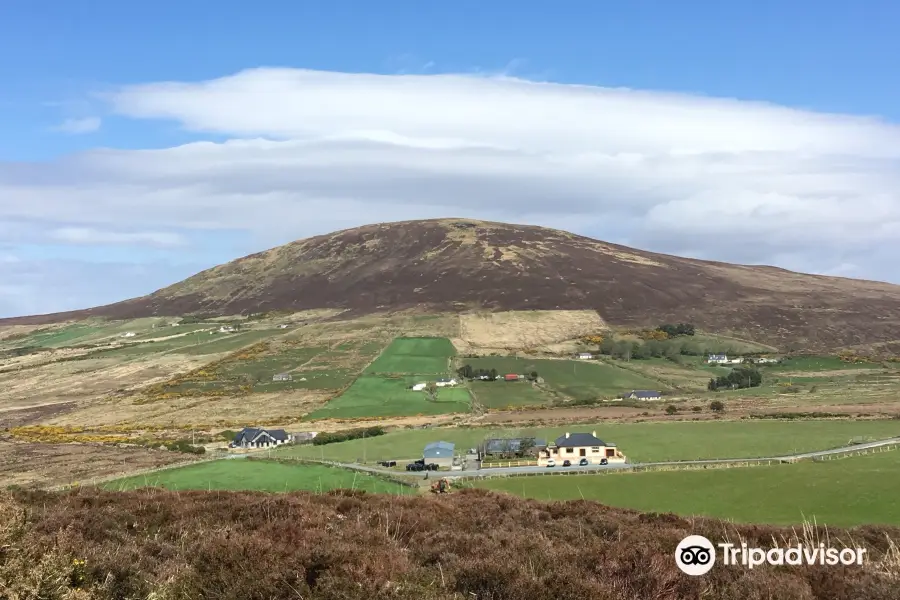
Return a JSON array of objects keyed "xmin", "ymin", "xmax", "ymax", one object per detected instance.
[
  {"xmin": 1, "ymin": 487, "xmax": 898, "ymax": 600},
  {"xmin": 4, "ymin": 218, "xmax": 900, "ymax": 351}
]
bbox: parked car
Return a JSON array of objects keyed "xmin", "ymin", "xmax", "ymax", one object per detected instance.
[
  {"xmin": 562, "ymin": 459, "xmax": 572, "ymax": 467},
  {"xmin": 600, "ymin": 458, "xmax": 609, "ymax": 465},
  {"xmin": 578, "ymin": 458, "xmax": 589, "ymax": 466},
  {"xmin": 545, "ymin": 458, "xmax": 556, "ymax": 467}
]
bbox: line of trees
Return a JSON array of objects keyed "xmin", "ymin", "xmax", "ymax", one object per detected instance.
[
  {"xmin": 708, "ymin": 366, "xmax": 763, "ymax": 391},
  {"xmin": 455, "ymin": 365, "xmax": 539, "ymax": 381},
  {"xmin": 313, "ymin": 426, "xmax": 386, "ymax": 445},
  {"xmin": 596, "ymin": 338, "xmax": 745, "ymax": 361},
  {"xmin": 656, "ymin": 323, "xmax": 695, "ymax": 337}
]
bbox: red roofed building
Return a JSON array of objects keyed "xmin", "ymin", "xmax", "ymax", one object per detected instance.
[{"xmin": 504, "ymin": 373, "xmax": 519, "ymax": 381}]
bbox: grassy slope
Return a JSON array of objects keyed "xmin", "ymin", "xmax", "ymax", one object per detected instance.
[
  {"xmin": 104, "ymin": 459, "xmax": 413, "ymax": 494},
  {"xmin": 464, "ymin": 356, "xmax": 664, "ymax": 400},
  {"xmin": 307, "ymin": 337, "xmax": 470, "ymax": 419},
  {"xmin": 280, "ymin": 419, "xmax": 900, "ymax": 463},
  {"xmin": 476, "ymin": 450, "xmax": 900, "ymax": 527}
]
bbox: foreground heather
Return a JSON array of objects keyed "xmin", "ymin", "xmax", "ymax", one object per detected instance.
[{"xmin": 1, "ymin": 488, "xmax": 898, "ymax": 599}]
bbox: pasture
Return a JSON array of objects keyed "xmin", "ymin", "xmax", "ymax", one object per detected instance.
[
  {"xmin": 104, "ymin": 459, "xmax": 413, "ymax": 495},
  {"xmin": 476, "ymin": 450, "xmax": 900, "ymax": 527},
  {"xmin": 365, "ymin": 337, "xmax": 456, "ymax": 375},
  {"xmin": 462, "ymin": 356, "xmax": 664, "ymax": 401},
  {"xmin": 279, "ymin": 419, "xmax": 900, "ymax": 463},
  {"xmin": 469, "ymin": 380, "xmax": 548, "ymax": 408},
  {"xmin": 305, "ymin": 375, "xmax": 472, "ymax": 420}
]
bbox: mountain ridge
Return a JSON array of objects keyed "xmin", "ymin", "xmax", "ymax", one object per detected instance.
[{"xmin": 3, "ymin": 218, "xmax": 900, "ymax": 351}]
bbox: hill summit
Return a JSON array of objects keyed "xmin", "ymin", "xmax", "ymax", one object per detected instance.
[{"xmin": 5, "ymin": 218, "xmax": 900, "ymax": 350}]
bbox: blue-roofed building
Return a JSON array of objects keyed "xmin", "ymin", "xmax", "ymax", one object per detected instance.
[
  {"xmin": 482, "ymin": 437, "xmax": 547, "ymax": 458},
  {"xmin": 423, "ymin": 441, "xmax": 456, "ymax": 468}
]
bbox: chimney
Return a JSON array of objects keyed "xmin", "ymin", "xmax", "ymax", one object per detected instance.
[
  {"xmin": 565, "ymin": 432, "xmax": 570, "ymax": 439},
  {"xmin": 592, "ymin": 431, "xmax": 596, "ymax": 437}
]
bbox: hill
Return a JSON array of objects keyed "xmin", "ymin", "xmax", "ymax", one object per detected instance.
[{"xmin": 4, "ymin": 218, "xmax": 900, "ymax": 350}]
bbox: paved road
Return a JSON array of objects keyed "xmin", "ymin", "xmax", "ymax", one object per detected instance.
[{"xmin": 320, "ymin": 436, "xmax": 900, "ymax": 479}]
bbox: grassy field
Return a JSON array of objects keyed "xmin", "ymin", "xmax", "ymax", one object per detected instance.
[
  {"xmin": 279, "ymin": 419, "xmax": 900, "ymax": 463},
  {"xmin": 470, "ymin": 380, "xmax": 548, "ymax": 408},
  {"xmin": 103, "ymin": 459, "xmax": 413, "ymax": 494},
  {"xmin": 305, "ymin": 375, "xmax": 472, "ymax": 420},
  {"xmin": 365, "ymin": 337, "xmax": 456, "ymax": 375},
  {"xmin": 463, "ymin": 356, "xmax": 665, "ymax": 401},
  {"xmin": 475, "ymin": 450, "xmax": 900, "ymax": 527}
]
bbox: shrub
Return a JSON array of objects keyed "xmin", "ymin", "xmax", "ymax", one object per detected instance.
[{"xmin": 312, "ymin": 427, "xmax": 386, "ymax": 445}]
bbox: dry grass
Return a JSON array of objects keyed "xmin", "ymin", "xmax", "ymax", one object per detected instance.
[
  {"xmin": 456, "ymin": 310, "xmax": 607, "ymax": 351},
  {"xmin": 1, "ymin": 487, "xmax": 898, "ymax": 600}
]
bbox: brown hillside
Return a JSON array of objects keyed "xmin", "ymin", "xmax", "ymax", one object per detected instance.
[
  {"xmin": 4, "ymin": 218, "xmax": 900, "ymax": 350},
  {"xmin": 2, "ymin": 488, "xmax": 898, "ymax": 600}
]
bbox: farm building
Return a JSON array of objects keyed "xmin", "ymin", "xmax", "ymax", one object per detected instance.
[
  {"xmin": 435, "ymin": 378, "xmax": 458, "ymax": 387},
  {"xmin": 272, "ymin": 373, "xmax": 293, "ymax": 382},
  {"xmin": 620, "ymin": 389, "xmax": 662, "ymax": 401},
  {"xmin": 411, "ymin": 382, "xmax": 427, "ymax": 391},
  {"xmin": 539, "ymin": 431, "xmax": 626, "ymax": 466},
  {"xmin": 423, "ymin": 441, "xmax": 456, "ymax": 468},
  {"xmin": 232, "ymin": 427, "xmax": 290, "ymax": 449},
  {"xmin": 121, "ymin": 331, "xmax": 136, "ymax": 338},
  {"xmin": 576, "ymin": 352, "xmax": 593, "ymax": 359},
  {"xmin": 707, "ymin": 353, "xmax": 728, "ymax": 364},
  {"xmin": 481, "ymin": 437, "xmax": 547, "ymax": 458},
  {"xmin": 503, "ymin": 373, "xmax": 519, "ymax": 381}
]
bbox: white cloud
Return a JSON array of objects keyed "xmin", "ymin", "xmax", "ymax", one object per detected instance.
[
  {"xmin": 1, "ymin": 67, "xmax": 899, "ymax": 315},
  {"xmin": 51, "ymin": 116, "xmax": 102, "ymax": 134},
  {"xmin": 48, "ymin": 227, "xmax": 185, "ymax": 247}
]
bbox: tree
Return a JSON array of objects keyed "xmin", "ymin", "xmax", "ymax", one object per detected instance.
[
  {"xmin": 489, "ymin": 368, "xmax": 498, "ymax": 380},
  {"xmin": 630, "ymin": 342, "xmax": 647, "ymax": 360},
  {"xmin": 425, "ymin": 382, "xmax": 439, "ymax": 402},
  {"xmin": 517, "ymin": 437, "xmax": 536, "ymax": 457},
  {"xmin": 710, "ymin": 400, "xmax": 725, "ymax": 413},
  {"xmin": 665, "ymin": 404, "xmax": 678, "ymax": 415},
  {"xmin": 599, "ymin": 338, "xmax": 616, "ymax": 355},
  {"xmin": 457, "ymin": 364, "xmax": 474, "ymax": 379},
  {"xmin": 529, "ymin": 370, "xmax": 539, "ymax": 381}
]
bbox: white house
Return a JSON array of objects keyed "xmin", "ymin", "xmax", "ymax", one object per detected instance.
[
  {"xmin": 707, "ymin": 353, "xmax": 729, "ymax": 364},
  {"xmin": 278, "ymin": 324, "xmax": 289, "ymax": 329},
  {"xmin": 411, "ymin": 382, "xmax": 427, "ymax": 391},
  {"xmin": 231, "ymin": 427, "xmax": 289, "ymax": 448},
  {"xmin": 576, "ymin": 352, "xmax": 593, "ymax": 360},
  {"xmin": 121, "ymin": 332, "xmax": 136, "ymax": 338},
  {"xmin": 621, "ymin": 390, "xmax": 662, "ymax": 401},
  {"xmin": 435, "ymin": 378, "xmax": 458, "ymax": 387},
  {"xmin": 219, "ymin": 325, "xmax": 235, "ymax": 333}
]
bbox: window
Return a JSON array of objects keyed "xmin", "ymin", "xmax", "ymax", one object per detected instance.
[
  {"xmin": 591, "ymin": 447, "xmax": 600, "ymax": 453},
  {"xmin": 565, "ymin": 448, "xmax": 574, "ymax": 454}
]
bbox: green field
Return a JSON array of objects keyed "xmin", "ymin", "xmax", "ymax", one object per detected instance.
[
  {"xmin": 305, "ymin": 375, "xmax": 472, "ymax": 420},
  {"xmin": 470, "ymin": 380, "xmax": 548, "ymax": 408},
  {"xmin": 177, "ymin": 330, "xmax": 283, "ymax": 355},
  {"xmin": 104, "ymin": 459, "xmax": 413, "ymax": 494},
  {"xmin": 365, "ymin": 337, "xmax": 457, "ymax": 375},
  {"xmin": 476, "ymin": 450, "xmax": 900, "ymax": 527},
  {"xmin": 464, "ymin": 356, "xmax": 664, "ymax": 401},
  {"xmin": 765, "ymin": 356, "xmax": 882, "ymax": 371},
  {"xmin": 279, "ymin": 419, "xmax": 900, "ymax": 463}
]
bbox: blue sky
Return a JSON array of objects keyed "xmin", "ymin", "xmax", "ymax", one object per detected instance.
[{"xmin": 1, "ymin": 1, "xmax": 899, "ymax": 316}]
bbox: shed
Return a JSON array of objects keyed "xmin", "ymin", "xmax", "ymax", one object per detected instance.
[
  {"xmin": 621, "ymin": 389, "xmax": 661, "ymax": 401},
  {"xmin": 273, "ymin": 373, "xmax": 293, "ymax": 382},
  {"xmin": 423, "ymin": 441, "xmax": 456, "ymax": 468},
  {"xmin": 504, "ymin": 373, "xmax": 519, "ymax": 381}
]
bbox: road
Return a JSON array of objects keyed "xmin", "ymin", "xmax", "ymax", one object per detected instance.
[{"xmin": 318, "ymin": 436, "xmax": 900, "ymax": 479}]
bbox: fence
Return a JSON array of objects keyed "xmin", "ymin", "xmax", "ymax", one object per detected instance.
[
  {"xmin": 480, "ymin": 460, "xmax": 538, "ymax": 469},
  {"xmin": 49, "ymin": 451, "xmax": 228, "ymax": 492},
  {"xmin": 810, "ymin": 444, "xmax": 899, "ymax": 461}
]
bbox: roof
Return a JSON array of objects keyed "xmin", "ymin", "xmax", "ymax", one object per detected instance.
[
  {"xmin": 234, "ymin": 427, "xmax": 289, "ymax": 443},
  {"xmin": 484, "ymin": 438, "xmax": 547, "ymax": 453},
  {"xmin": 423, "ymin": 441, "xmax": 455, "ymax": 457},
  {"xmin": 553, "ymin": 432, "xmax": 608, "ymax": 448},
  {"xmin": 627, "ymin": 390, "xmax": 661, "ymax": 398}
]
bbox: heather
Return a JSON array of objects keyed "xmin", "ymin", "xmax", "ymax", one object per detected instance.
[{"xmin": 2, "ymin": 488, "xmax": 899, "ymax": 599}]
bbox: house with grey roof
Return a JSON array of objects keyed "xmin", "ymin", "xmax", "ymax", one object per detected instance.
[
  {"xmin": 232, "ymin": 427, "xmax": 290, "ymax": 449},
  {"xmin": 272, "ymin": 372, "xmax": 292, "ymax": 382},
  {"xmin": 482, "ymin": 437, "xmax": 547, "ymax": 458},
  {"xmin": 539, "ymin": 431, "xmax": 626, "ymax": 466}
]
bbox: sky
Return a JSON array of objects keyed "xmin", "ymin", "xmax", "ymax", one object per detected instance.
[{"xmin": 1, "ymin": 0, "xmax": 899, "ymax": 317}]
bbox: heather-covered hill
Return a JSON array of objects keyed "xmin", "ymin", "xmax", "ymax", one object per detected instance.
[
  {"xmin": 2, "ymin": 487, "xmax": 899, "ymax": 600},
  {"xmin": 4, "ymin": 218, "xmax": 900, "ymax": 350}
]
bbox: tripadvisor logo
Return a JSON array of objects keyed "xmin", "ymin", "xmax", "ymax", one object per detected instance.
[{"xmin": 675, "ymin": 535, "xmax": 867, "ymax": 576}]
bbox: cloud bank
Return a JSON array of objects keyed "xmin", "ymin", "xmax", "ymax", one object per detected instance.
[
  {"xmin": 2, "ymin": 67, "xmax": 899, "ymax": 316},
  {"xmin": 51, "ymin": 116, "xmax": 102, "ymax": 134}
]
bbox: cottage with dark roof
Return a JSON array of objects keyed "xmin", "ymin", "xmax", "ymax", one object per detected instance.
[
  {"xmin": 539, "ymin": 431, "xmax": 626, "ymax": 466},
  {"xmin": 232, "ymin": 427, "xmax": 290, "ymax": 449}
]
